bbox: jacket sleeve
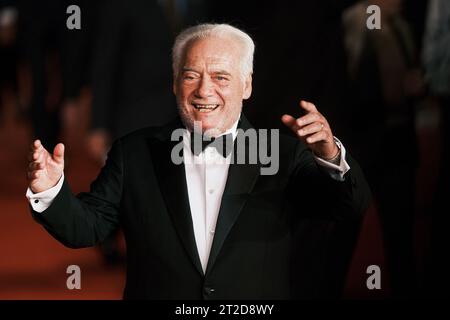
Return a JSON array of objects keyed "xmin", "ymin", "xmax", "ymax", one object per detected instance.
[
  {"xmin": 30, "ymin": 139, "xmax": 124, "ymax": 248},
  {"xmin": 288, "ymin": 140, "xmax": 372, "ymax": 222}
]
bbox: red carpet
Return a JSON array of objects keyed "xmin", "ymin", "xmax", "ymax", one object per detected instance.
[{"xmin": 0, "ymin": 96, "xmax": 125, "ymax": 299}]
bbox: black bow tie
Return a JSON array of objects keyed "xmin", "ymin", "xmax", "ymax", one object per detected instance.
[{"xmin": 190, "ymin": 132, "xmax": 234, "ymax": 157}]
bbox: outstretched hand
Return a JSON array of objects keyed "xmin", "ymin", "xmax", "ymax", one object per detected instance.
[
  {"xmin": 27, "ymin": 140, "xmax": 65, "ymax": 193},
  {"xmin": 281, "ymin": 100, "xmax": 339, "ymax": 160}
]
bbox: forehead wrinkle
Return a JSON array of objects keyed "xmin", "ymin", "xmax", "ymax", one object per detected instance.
[
  {"xmin": 184, "ymin": 58, "xmax": 234, "ymax": 76},
  {"xmin": 181, "ymin": 38, "xmax": 242, "ymax": 79}
]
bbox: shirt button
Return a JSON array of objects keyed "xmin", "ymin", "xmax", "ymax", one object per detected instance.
[
  {"xmin": 210, "ymin": 230, "xmax": 215, "ymax": 235},
  {"xmin": 34, "ymin": 199, "xmax": 39, "ymax": 204},
  {"xmin": 208, "ymin": 189, "xmax": 214, "ymax": 194}
]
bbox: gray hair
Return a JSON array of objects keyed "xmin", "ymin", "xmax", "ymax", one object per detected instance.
[{"xmin": 172, "ymin": 23, "xmax": 255, "ymax": 80}]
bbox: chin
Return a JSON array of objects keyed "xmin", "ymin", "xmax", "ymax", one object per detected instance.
[
  {"xmin": 193, "ymin": 114, "xmax": 219, "ymax": 128},
  {"xmin": 198, "ymin": 121, "xmax": 219, "ymax": 133}
]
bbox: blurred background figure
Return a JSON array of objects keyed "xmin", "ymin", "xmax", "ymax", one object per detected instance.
[
  {"xmin": 422, "ymin": 0, "xmax": 450, "ymax": 298},
  {"xmin": 210, "ymin": 1, "xmax": 358, "ymax": 137},
  {"xmin": 209, "ymin": 0, "xmax": 366, "ymax": 299},
  {"xmin": 88, "ymin": 0, "xmax": 206, "ymax": 165},
  {"xmin": 88, "ymin": 0, "xmax": 174, "ymax": 165},
  {"xmin": 0, "ymin": 2, "xmax": 23, "ymax": 125},
  {"xmin": 18, "ymin": 0, "xmax": 68, "ymax": 151},
  {"xmin": 88, "ymin": 0, "xmax": 174, "ymax": 265},
  {"xmin": 88, "ymin": 0, "xmax": 206, "ymax": 265},
  {"xmin": 342, "ymin": 0, "xmax": 426, "ymax": 298},
  {"xmin": 1, "ymin": 0, "xmax": 448, "ymax": 299}
]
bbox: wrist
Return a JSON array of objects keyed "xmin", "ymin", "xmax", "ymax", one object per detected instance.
[
  {"xmin": 324, "ymin": 149, "xmax": 341, "ymax": 164},
  {"xmin": 324, "ymin": 147, "xmax": 340, "ymax": 160},
  {"xmin": 318, "ymin": 141, "xmax": 342, "ymax": 164}
]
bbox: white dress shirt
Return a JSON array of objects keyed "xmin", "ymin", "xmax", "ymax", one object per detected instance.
[
  {"xmin": 182, "ymin": 120, "xmax": 239, "ymax": 272},
  {"xmin": 26, "ymin": 118, "xmax": 350, "ymax": 273}
]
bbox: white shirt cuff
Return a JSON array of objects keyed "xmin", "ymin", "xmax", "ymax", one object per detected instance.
[
  {"xmin": 313, "ymin": 137, "xmax": 350, "ymax": 181},
  {"xmin": 26, "ymin": 173, "xmax": 65, "ymax": 213}
]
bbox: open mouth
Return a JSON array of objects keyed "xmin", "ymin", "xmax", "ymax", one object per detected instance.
[{"xmin": 192, "ymin": 104, "xmax": 220, "ymax": 113}]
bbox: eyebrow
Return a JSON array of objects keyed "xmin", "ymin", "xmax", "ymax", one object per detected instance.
[
  {"xmin": 181, "ymin": 67, "xmax": 232, "ymax": 77},
  {"xmin": 181, "ymin": 67, "xmax": 199, "ymax": 73},
  {"xmin": 212, "ymin": 70, "xmax": 232, "ymax": 76}
]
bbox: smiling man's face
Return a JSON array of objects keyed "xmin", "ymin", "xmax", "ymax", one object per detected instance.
[{"xmin": 174, "ymin": 36, "xmax": 252, "ymax": 136}]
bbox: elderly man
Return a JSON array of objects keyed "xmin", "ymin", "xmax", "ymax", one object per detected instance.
[{"xmin": 26, "ymin": 24, "xmax": 370, "ymax": 299}]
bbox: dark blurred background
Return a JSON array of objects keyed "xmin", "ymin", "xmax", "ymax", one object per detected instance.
[{"xmin": 0, "ymin": 0, "xmax": 448, "ymax": 299}]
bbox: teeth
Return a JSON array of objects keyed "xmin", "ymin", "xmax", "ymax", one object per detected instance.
[{"xmin": 193, "ymin": 104, "xmax": 218, "ymax": 112}]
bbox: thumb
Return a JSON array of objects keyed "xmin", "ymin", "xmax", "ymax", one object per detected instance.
[{"xmin": 52, "ymin": 143, "xmax": 65, "ymax": 164}]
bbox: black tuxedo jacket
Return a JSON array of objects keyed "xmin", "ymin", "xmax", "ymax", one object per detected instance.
[{"xmin": 31, "ymin": 116, "xmax": 371, "ymax": 299}]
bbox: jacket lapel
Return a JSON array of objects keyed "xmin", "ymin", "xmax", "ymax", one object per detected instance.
[
  {"xmin": 148, "ymin": 116, "xmax": 262, "ymax": 277},
  {"xmin": 205, "ymin": 116, "xmax": 261, "ymax": 275},
  {"xmin": 148, "ymin": 119, "xmax": 204, "ymax": 276}
]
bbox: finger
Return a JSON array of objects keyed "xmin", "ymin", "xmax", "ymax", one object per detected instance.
[
  {"xmin": 32, "ymin": 139, "xmax": 42, "ymax": 151},
  {"xmin": 33, "ymin": 170, "xmax": 42, "ymax": 180},
  {"xmin": 52, "ymin": 143, "xmax": 65, "ymax": 165},
  {"xmin": 28, "ymin": 162, "xmax": 36, "ymax": 171},
  {"xmin": 296, "ymin": 112, "xmax": 321, "ymax": 127},
  {"xmin": 28, "ymin": 169, "xmax": 41, "ymax": 180},
  {"xmin": 28, "ymin": 148, "xmax": 38, "ymax": 161},
  {"xmin": 305, "ymin": 130, "xmax": 328, "ymax": 144},
  {"xmin": 32, "ymin": 148, "xmax": 44, "ymax": 162},
  {"xmin": 297, "ymin": 122, "xmax": 323, "ymax": 137},
  {"xmin": 299, "ymin": 100, "xmax": 317, "ymax": 113},
  {"xmin": 31, "ymin": 150, "xmax": 40, "ymax": 161},
  {"xmin": 29, "ymin": 161, "xmax": 43, "ymax": 171},
  {"xmin": 38, "ymin": 151, "xmax": 46, "ymax": 165},
  {"xmin": 281, "ymin": 114, "xmax": 299, "ymax": 131},
  {"xmin": 30, "ymin": 142, "xmax": 45, "ymax": 161},
  {"xmin": 27, "ymin": 170, "xmax": 38, "ymax": 180}
]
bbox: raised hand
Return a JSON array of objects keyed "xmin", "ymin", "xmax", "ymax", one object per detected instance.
[
  {"xmin": 281, "ymin": 100, "xmax": 339, "ymax": 160},
  {"xmin": 27, "ymin": 140, "xmax": 65, "ymax": 193}
]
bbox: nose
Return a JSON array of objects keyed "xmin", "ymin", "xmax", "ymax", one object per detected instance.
[{"xmin": 195, "ymin": 76, "xmax": 214, "ymax": 98}]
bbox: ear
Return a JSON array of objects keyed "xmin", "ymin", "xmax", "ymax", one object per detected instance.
[{"xmin": 242, "ymin": 74, "xmax": 252, "ymax": 100}]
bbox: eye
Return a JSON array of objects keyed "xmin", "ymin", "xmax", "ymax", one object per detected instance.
[
  {"xmin": 182, "ymin": 72, "xmax": 200, "ymax": 81},
  {"xmin": 215, "ymin": 75, "xmax": 229, "ymax": 81}
]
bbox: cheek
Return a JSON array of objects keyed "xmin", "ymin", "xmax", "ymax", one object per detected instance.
[
  {"xmin": 224, "ymin": 86, "xmax": 244, "ymax": 104},
  {"xmin": 219, "ymin": 83, "xmax": 239, "ymax": 98},
  {"xmin": 179, "ymin": 87, "xmax": 193, "ymax": 102}
]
